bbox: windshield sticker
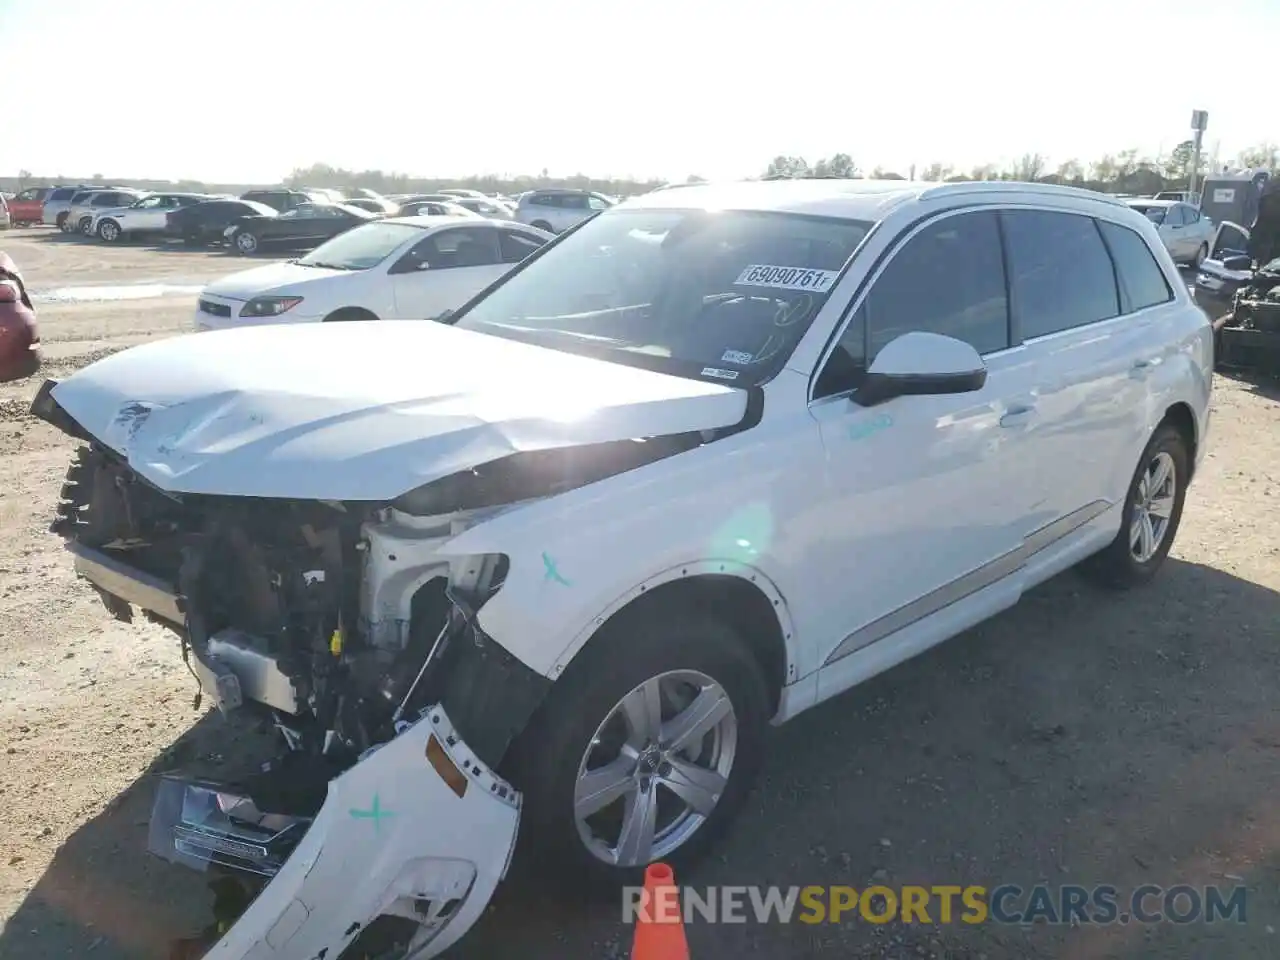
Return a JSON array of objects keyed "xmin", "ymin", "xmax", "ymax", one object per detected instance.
[
  {"xmin": 701, "ymin": 366, "xmax": 740, "ymax": 381},
  {"xmin": 735, "ymin": 264, "xmax": 840, "ymax": 292},
  {"xmin": 721, "ymin": 349, "xmax": 755, "ymax": 365}
]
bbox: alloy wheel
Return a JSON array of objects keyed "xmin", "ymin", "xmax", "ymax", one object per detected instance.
[
  {"xmin": 1130, "ymin": 451, "xmax": 1176, "ymax": 563},
  {"xmin": 573, "ymin": 669, "xmax": 737, "ymax": 867}
]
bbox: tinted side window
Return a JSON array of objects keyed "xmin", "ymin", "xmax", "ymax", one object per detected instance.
[
  {"xmin": 1096, "ymin": 220, "xmax": 1173, "ymax": 312},
  {"xmin": 814, "ymin": 305, "xmax": 868, "ymax": 399},
  {"xmin": 498, "ymin": 229, "xmax": 545, "ymax": 264},
  {"xmin": 531, "ymin": 193, "xmax": 558, "ymax": 208},
  {"xmin": 50, "ymin": 189, "xmax": 74, "ymax": 202},
  {"xmin": 1182, "ymin": 205, "xmax": 1200, "ymax": 224},
  {"xmin": 1164, "ymin": 205, "xmax": 1185, "ymax": 227},
  {"xmin": 1001, "ymin": 210, "xmax": 1119, "ymax": 340},
  {"xmin": 865, "ymin": 210, "xmax": 1010, "ymax": 358},
  {"xmin": 424, "ymin": 227, "xmax": 500, "ymax": 268}
]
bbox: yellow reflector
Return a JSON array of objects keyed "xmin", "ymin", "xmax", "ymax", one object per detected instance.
[{"xmin": 426, "ymin": 734, "xmax": 468, "ymax": 798}]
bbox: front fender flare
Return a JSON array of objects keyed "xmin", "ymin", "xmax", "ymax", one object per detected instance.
[{"xmin": 468, "ymin": 551, "xmax": 799, "ymax": 685}]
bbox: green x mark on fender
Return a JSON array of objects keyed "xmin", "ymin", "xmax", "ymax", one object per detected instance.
[
  {"xmin": 542, "ymin": 551, "xmax": 571, "ymax": 587},
  {"xmin": 349, "ymin": 793, "xmax": 395, "ymax": 833}
]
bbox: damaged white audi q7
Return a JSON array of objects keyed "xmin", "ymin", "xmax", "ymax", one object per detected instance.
[{"xmin": 32, "ymin": 178, "xmax": 1212, "ymax": 958}]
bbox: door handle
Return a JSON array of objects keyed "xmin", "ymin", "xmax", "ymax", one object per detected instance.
[{"xmin": 999, "ymin": 405, "xmax": 1036, "ymax": 428}]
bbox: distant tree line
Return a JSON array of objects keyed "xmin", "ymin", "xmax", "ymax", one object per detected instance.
[{"xmin": 5, "ymin": 142, "xmax": 1278, "ymax": 197}]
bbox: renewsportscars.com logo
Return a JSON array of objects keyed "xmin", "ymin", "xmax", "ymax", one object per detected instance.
[{"xmin": 623, "ymin": 884, "xmax": 1248, "ymax": 926}]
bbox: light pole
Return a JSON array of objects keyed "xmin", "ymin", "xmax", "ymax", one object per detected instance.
[{"xmin": 1188, "ymin": 110, "xmax": 1208, "ymax": 200}]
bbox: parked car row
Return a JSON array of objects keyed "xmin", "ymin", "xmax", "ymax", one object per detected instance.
[{"xmin": 13, "ymin": 183, "xmax": 617, "ymax": 259}]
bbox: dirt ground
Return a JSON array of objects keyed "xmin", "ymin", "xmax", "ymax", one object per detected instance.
[{"xmin": 1, "ymin": 229, "xmax": 1278, "ymax": 960}]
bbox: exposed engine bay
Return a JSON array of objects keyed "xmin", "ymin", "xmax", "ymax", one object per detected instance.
[{"xmin": 30, "ymin": 368, "xmax": 739, "ymax": 956}]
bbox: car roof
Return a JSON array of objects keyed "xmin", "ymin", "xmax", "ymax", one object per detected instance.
[
  {"xmin": 1126, "ymin": 198, "xmax": 1176, "ymax": 207},
  {"xmin": 615, "ymin": 178, "xmax": 1129, "ymax": 222}
]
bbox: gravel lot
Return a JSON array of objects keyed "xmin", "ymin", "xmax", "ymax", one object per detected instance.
[{"xmin": 1, "ymin": 229, "xmax": 1278, "ymax": 960}]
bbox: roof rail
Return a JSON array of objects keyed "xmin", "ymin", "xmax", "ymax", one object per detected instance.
[{"xmin": 918, "ymin": 180, "xmax": 1126, "ymax": 207}]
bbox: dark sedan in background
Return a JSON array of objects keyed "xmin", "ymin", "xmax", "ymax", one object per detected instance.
[
  {"xmin": 223, "ymin": 202, "xmax": 375, "ymax": 255},
  {"xmin": 165, "ymin": 199, "xmax": 279, "ymax": 246}
]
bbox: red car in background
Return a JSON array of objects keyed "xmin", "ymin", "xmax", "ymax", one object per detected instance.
[
  {"xmin": 8, "ymin": 187, "xmax": 51, "ymax": 226},
  {"xmin": 0, "ymin": 252, "xmax": 39, "ymax": 382}
]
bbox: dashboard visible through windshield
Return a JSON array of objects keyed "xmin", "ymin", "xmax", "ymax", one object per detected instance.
[{"xmin": 450, "ymin": 207, "xmax": 874, "ymax": 385}]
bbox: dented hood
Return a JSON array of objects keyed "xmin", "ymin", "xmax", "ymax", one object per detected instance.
[{"xmin": 50, "ymin": 321, "xmax": 747, "ymax": 500}]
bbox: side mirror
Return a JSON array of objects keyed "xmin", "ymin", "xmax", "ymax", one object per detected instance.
[{"xmin": 854, "ymin": 331, "xmax": 987, "ymax": 407}]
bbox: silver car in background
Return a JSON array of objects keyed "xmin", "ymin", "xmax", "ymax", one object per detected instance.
[
  {"xmin": 514, "ymin": 188, "xmax": 613, "ymax": 233},
  {"xmin": 1124, "ymin": 199, "xmax": 1216, "ymax": 267},
  {"xmin": 65, "ymin": 188, "xmax": 148, "ymax": 235}
]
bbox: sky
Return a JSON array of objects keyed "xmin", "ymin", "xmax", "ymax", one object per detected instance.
[{"xmin": 2, "ymin": 0, "xmax": 1278, "ymax": 185}]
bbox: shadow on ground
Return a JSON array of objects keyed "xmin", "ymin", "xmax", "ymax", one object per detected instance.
[
  {"xmin": 1217, "ymin": 368, "xmax": 1280, "ymax": 403},
  {"xmin": 5, "ymin": 559, "xmax": 1280, "ymax": 959}
]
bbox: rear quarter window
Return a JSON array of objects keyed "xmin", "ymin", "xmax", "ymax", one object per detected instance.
[{"xmin": 1096, "ymin": 220, "xmax": 1174, "ymax": 312}]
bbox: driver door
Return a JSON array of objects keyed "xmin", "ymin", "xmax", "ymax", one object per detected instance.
[
  {"xmin": 131, "ymin": 196, "xmax": 170, "ymax": 231},
  {"xmin": 805, "ymin": 210, "xmax": 1041, "ymax": 691},
  {"xmin": 387, "ymin": 226, "xmax": 505, "ymax": 319}
]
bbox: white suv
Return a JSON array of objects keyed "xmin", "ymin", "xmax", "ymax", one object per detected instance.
[
  {"xmin": 32, "ymin": 179, "xmax": 1211, "ymax": 959},
  {"xmin": 90, "ymin": 192, "xmax": 221, "ymax": 242},
  {"xmin": 515, "ymin": 187, "xmax": 613, "ymax": 232}
]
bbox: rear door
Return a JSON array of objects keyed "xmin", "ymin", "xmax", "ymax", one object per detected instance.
[
  {"xmin": 387, "ymin": 226, "xmax": 504, "ymax": 318},
  {"xmin": 999, "ymin": 209, "xmax": 1154, "ymax": 528}
]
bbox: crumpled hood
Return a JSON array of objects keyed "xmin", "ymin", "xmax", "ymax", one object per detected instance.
[
  {"xmin": 50, "ymin": 321, "xmax": 746, "ymax": 501},
  {"xmin": 201, "ymin": 261, "xmax": 347, "ymax": 301}
]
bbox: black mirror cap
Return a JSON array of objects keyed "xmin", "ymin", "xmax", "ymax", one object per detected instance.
[{"xmin": 853, "ymin": 368, "xmax": 987, "ymax": 407}]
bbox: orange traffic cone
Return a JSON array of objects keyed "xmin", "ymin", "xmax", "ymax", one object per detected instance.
[{"xmin": 631, "ymin": 862, "xmax": 690, "ymax": 960}]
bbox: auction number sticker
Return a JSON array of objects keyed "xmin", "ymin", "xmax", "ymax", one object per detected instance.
[{"xmin": 735, "ymin": 264, "xmax": 839, "ymax": 292}]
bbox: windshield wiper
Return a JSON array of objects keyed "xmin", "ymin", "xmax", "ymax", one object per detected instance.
[{"xmin": 299, "ymin": 261, "xmax": 355, "ymax": 270}]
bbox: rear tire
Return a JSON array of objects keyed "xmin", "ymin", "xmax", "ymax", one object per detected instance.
[
  {"xmin": 505, "ymin": 609, "xmax": 770, "ymax": 896},
  {"xmin": 78, "ymin": 216, "xmax": 93, "ymax": 235},
  {"xmin": 234, "ymin": 231, "xmax": 259, "ymax": 255},
  {"xmin": 1194, "ymin": 243, "xmax": 1209, "ymax": 268},
  {"xmin": 56, "ymin": 213, "xmax": 71, "ymax": 232},
  {"xmin": 1080, "ymin": 422, "xmax": 1189, "ymax": 589},
  {"xmin": 97, "ymin": 219, "xmax": 122, "ymax": 243}
]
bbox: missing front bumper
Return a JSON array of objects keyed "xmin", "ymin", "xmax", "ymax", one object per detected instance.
[{"xmin": 149, "ymin": 706, "xmax": 521, "ymax": 959}]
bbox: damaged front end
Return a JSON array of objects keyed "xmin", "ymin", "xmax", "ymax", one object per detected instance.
[{"xmin": 32, "ymin": 390, "xmax": 548, "ymax": 958}]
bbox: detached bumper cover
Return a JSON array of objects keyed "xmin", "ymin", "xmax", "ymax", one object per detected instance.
[{"xmin": 153, "ymin": 707, "xmax": 520, "ymax": 959}]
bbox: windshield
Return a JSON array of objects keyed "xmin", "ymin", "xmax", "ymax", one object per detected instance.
[
  {"xmin": 297, "ymin": 221, "xmax": 425, "ymax": 270},
  {"xmin": 1130, "ymin": 204, "xmax": 1167, "ymax": 224},
  {"xmin": 451, "ymin": 207, "xmax": 873, "ymax": 385}
]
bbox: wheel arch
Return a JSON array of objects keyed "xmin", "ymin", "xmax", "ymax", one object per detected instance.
[
  {"xmin": 1161, "ymin": 400, "xmax": 1198, "ymax": 480},
  {"xmin": 552, "ymin": 562, "xmax": 796, "ymax": 715}
]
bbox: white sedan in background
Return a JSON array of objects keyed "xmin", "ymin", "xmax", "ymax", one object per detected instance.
[
  {"xmin": 193, "ymin": 216, "xmax": 553, "ymax": 330},
  {"xmin": 1124, "ymin": 199, "xmax": 1216, "ymax": 266}
]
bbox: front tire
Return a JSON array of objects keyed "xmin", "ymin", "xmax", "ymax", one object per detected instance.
[
  {"xmin": 1081, "ymin": 422, "xmax": 1189, "ymax": 589},
  {"xmin": 507, "ymin": 610, "xmax": 769, "ymax": 895}
]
